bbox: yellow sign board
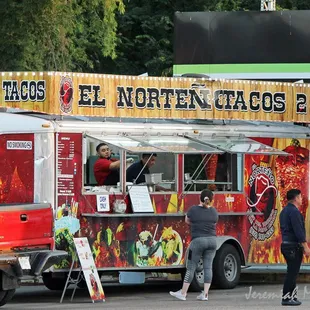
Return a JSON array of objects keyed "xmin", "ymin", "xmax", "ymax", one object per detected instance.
[{"xmin": 0, "ymin": 71, "xmax": 309, "ymax": 123}]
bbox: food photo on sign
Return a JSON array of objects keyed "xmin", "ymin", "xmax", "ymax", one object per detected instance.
[
  {"xmin": 73, "ymin": 237, "xmax": 105, "ymax": 301},
  {"xmin": 83, "ymin": 267, "xmax": 105, "ymax": 301}
]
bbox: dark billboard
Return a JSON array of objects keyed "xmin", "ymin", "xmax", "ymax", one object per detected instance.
[{"xmin": 173, "ymin": 10, "xmax": 310, "ymax": 80}]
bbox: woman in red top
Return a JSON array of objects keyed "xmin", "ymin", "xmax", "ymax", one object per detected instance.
[{"xmin": 93, "ymin": 143, "xmax": 120, "ymax": 185}]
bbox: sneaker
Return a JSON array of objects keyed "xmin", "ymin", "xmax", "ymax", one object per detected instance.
[
  {"xmin": 169, "ymin": 290, "xmax": 186, "ymax": 301},
  {"xmin": 281, "ymin": 299, "xmax": 302, "ymax": 306},
  {"xmin": 197, "ymin": 291, "xmax": 208, "ymax": 301}
]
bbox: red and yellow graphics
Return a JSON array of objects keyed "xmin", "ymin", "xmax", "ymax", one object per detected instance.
[
  {"xmin": 73, "ymin": 237, "xmax": 105, "ymax": 301},
  {"xmin": 52, "ymin": 132, "xmax": 310, "ymax": 270},
  {"xmin": 82, "ymin": 217, "xmax": 189, "ymax": 268},
  {"xmin": 0, "ymin": 71, "xmax": 309, "ymax": 123},
  {"xmin": 0, "ymin": 134, "xmax": 34, "ymax": 204},
  {"xmin": 246, "ymin": 138, "xmax": 310, "ymax": 265}
]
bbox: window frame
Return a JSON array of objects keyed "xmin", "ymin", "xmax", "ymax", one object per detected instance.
[
  {"xmin": 82, "ymin": 134, "xmax": 180, "ymax": 194},
  {"xmin": 182, "ymin": 152, "xmax": 245, "ymax": 194}
]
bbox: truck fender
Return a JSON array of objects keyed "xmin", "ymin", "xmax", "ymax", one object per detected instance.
[
  {"xmin": 215, "ymin": 236, "xmax": 246, "ymax": 266},
  {"xmin": 184, "ymin": 236, "xmax": 246, "ymax": 267},
  {"xmin": 30, "ymin": 250, "xmax": 68, "ymax": 277}
]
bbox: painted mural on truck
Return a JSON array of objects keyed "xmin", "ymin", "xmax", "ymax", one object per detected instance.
[
  {"xmin": 52, "ymin": 133, "xmax": 310, "ymax": 270},
  {"xmin": 0, "ymin": 134, "xmax": 34, "ymax": 204},
  {"xmin": 245, "ymin": 138, "xmax": 310, "ymax": 265}
]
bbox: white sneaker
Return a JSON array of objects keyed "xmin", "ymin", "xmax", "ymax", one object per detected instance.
[
  {"xmin": 169, "ymin": 290, "xmax": 186, "ymax": 301},
  {"xmin": 197, "ymin": 291, "xmax": 208, "ymax": 301}
]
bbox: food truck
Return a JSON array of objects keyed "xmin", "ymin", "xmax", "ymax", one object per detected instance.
[{"xmin": 0, "ymin": 71, "xmax": 309, "ymax": 291}]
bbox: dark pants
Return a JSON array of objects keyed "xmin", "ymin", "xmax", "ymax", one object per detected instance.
[{"xmin": 281, "ymin": 243, "xmax": 304, "ymax": 300}]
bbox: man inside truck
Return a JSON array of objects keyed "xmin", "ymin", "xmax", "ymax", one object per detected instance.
[
  {"xmin": 126, "ymin": 153, "xmax": 157, "ymax": 184},
  {"xmin": 126, "ymin": 153, "xmax": 170, "ymax": 191},
  {"xmin": 93, "ymin": 143, "xmax": 120, "ymax": 185}
]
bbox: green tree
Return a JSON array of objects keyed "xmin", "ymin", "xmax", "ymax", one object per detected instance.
[
  {"xmin": 239, "ymin": 0, "xmax": 261, "ymax": 10},
  {"xmin": 103, "ymin": 0, "xmax": 310, "ymax": 76},
  {"xmin": 1, "ymin": 0, "xmax": 309, "ymax": 74},
  {"xmin": 214, "ymin": 0, "xmax": 242, "ymax": 11},
  {"xmin": 278, "ymin": 0, "xmax": 310, "ymax": 9},
  {"xmin": 101, "ymin": 0, "xmax": 262, "ymax": 76},
  {"xmin": 0, "ymin": 0, "xmax": 72, "ymax": 70},
  {"xmin": 0, "ymin": 0, "xmax": 125, "ymax": 71},
  {"xmin": 70, "ymin": 0, "xmax": 125, "ymax": 72},
  {"xmin": 101, "ymin": 0, "xmax": 222, "ymax": 76}
]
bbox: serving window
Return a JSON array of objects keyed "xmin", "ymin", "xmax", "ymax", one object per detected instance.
[
  {"xmin": 182, "ymin": 134, "xmax": 290, "ymax": 193},
  {"xmin": 82, "ymin": 135, "xmax": 141, "ymax": 192},
  {"xmin": 125, "ymin": 134, "xmax": 221, "ymax": 193},
  {"xmin": 183, "ymin": 153, "xmax": 243, "ymax": 192},
  {"xmin": 82, "ymin": 134, "xmax": 179, "ymax": 194},
  {"xmin": 81, "ymin": 132, "xmax": 287, "ymax": 195}
]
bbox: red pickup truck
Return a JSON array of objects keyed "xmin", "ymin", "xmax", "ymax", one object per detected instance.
[{"xmin": 0, "ymin": 203, "xmax": 67, "ymax": 307}]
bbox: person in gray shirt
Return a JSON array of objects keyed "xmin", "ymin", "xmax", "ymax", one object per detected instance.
[{"xmin": 169, "ymin": 189, "xmax": 218, "ymax": 301}]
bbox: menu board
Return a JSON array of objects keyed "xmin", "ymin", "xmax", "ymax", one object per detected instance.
[
  {"xmin": 57, "ymin": 134, "xmax": 76, "ymax": 196},
  {"xmin": 129, "ymin": 185, "xmax": 154, "ymax": 213},
  {"xmin": 73, "ymin": 238, "xmax": 105, "ymax": 301}
]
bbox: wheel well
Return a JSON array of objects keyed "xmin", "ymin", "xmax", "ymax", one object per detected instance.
[{"xmin": 219, "ymin": 240, "xmax": 246, "ymax": 266}]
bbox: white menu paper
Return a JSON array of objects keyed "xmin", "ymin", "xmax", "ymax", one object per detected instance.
[{"xmin": 129, "ymin": 185, "xmax": 154, "ymax": 213}]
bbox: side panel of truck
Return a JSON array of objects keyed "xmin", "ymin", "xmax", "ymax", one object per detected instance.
[
  {"xmin": 0, "ymin": 133, "xmax": 56, "ymax": 251},
  {"xmin": 245, "ymin": 137, "xmax": 310, "ymax": 265},
  {"xmin": 52, "ymin": 133, "xmax": 310, "ymax": 270},
  {"xmin": 0, "ymin": 134, "xmax": 34, "ymax": 204}
]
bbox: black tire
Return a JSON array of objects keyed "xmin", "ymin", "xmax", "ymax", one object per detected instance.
[
  {"xmin": 0, "ymin": 289, "xmax": 15, "ymax": 307},
  {"xmin": 212, "ymin": 244, "xmax": 241, "ymax": 289},
  {"xmin": 42, "ymin": 273, "xmax": 68, "ymax": 291}
]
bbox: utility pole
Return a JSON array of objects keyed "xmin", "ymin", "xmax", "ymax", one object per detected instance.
[{"xmin": 260, "ymin": 0, "xmax": 276, "ymax": 11}]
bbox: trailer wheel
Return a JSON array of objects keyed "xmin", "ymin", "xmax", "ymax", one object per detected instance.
[
  {"xmin": 212, "ymin": 244, "xmax": 241, "ymax": 289},
  {"xmin": 0, "ymin": 289, "xmax": 15, "ymax": 307},
  {"xmin": 42, "ymin": 273, "xmax": 68, "ymax": 291}
]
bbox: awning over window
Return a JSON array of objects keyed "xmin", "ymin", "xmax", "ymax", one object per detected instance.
[
  {"xmin": 86, "ymin": 133, "xmax": 289, "ymax": 156},
  {"xmin": 85, "ymin": 134, "xmax": 166, "ymax": 153},
  {"xmin": 184, "ymin": 135, "xmax": 291, "ymax": 156},
  {"xmin": 129, "ymin": 135, "xmax": 223, "ymax": 154},
  {"xmin": 85, "ymin": 134, "xmax": 223, "ymax": 154}
]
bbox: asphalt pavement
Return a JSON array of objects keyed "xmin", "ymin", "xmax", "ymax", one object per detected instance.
[{"xmin": 4, "ymin": 279, "xmax": 310, "ymax": 310}]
